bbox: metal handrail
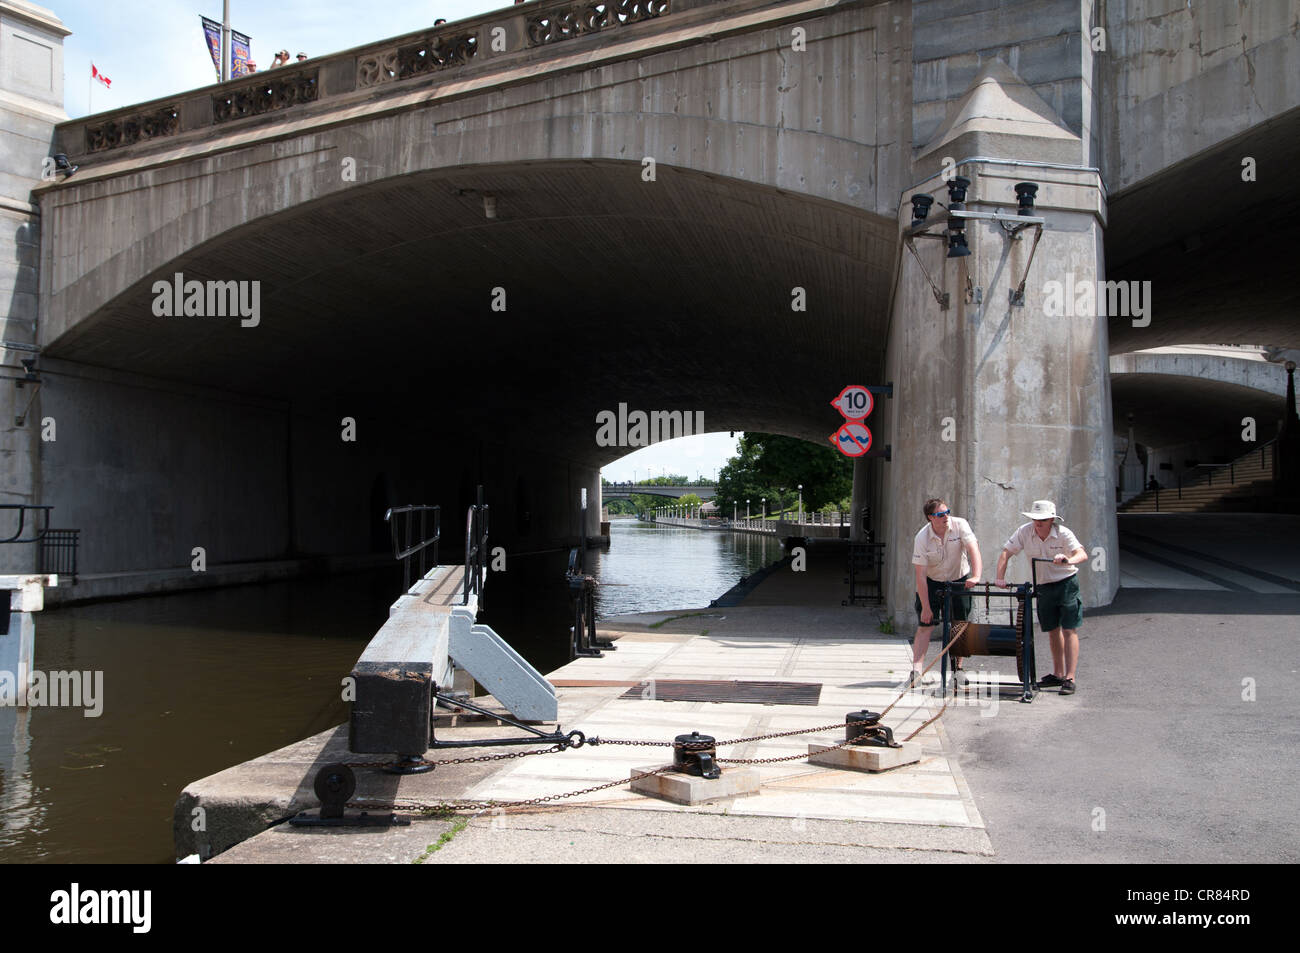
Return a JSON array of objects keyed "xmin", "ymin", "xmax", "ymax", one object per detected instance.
[
  {"xmin": 463, "ymin": 485, "xmax": 489, "ymax": 607},
  {"xmin": 1143, "ymin": 440, "xmax": 1275, "ymax": 512},
  {"xmin": 384, "ymin": 504, "xmax": 440, "ymax": 592},
  {"xmin": 0, "ymin": 504, "xmax": 53, "ymax": 544}
]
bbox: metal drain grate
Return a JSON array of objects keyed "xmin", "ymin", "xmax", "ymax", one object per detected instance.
[{"xmin": 620, "ymin": 679, "xmax": 823, "ymax": 706}]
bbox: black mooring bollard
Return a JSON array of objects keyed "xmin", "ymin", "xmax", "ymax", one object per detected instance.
[
  {"xmin": 845, "ymin": 710, "xmax": 900, "ymax": 748},
  {"xmin": 674, "ymin": 731, "xmax": 721, "ymax": 779}
]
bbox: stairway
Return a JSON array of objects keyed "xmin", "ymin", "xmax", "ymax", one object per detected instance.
[{"xmin": 1121, "ymin": 443, "xmax": 1275, "ymax": 513}]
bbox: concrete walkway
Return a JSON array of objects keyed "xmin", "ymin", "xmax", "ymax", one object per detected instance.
[
  {"xmin": 205, "ymin": 552, "xmax": 1000, "ymax": 863},
  {"xmin": 1118, "ymin": 514, "xmax": 1300, "ymax": 593}
]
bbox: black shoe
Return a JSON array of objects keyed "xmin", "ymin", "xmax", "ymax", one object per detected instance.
[
  {"xmin": 1039, "ymin": 673, "xmax": 1065, "ymax": 688},
  {"xmin": 1059, "ymin": 678, "xmax": 1076, "ymax": 695}
]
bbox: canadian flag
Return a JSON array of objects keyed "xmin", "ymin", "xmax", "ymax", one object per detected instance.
[{"xmin": 91, "ymin": 64, "xmax": 111, "ymax": 88}]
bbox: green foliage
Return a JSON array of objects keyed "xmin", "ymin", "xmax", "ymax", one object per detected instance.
[
  {"xmin": 627, "ymin": 473, "xmax": 693, "ymax": 514},
  {"xmin": 716, "ymin": 433, "xmax": 853, "ymax": 517},
  {"xmin": 413, "ymin": 818, "xmax": 467, "ymax": 863},
  {"xmin": 678, "ymin": 493, "xmax": 703, "ymax": 508}
]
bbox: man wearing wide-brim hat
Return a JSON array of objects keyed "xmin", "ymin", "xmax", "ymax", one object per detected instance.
[{"xmin": 995, "ymin": 500, "xmax": 1088, "ymax": 695}]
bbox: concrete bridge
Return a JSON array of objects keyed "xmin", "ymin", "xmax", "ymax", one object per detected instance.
[
  {"xmin": 1110, "ymin": 345, "xmax": 1299, "ymax": 493},
  {"xmin": 4, "ymin": 0, "xmax": 1299, "ymax": 616},
  {"xmin": 601, "ymin": 483, "xmax": 716, "ymax": 500}
]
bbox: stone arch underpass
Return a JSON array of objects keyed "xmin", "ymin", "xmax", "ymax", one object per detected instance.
[{"xmin": 32, "ymin": 158, "xmax": 897, "ymax": 581}]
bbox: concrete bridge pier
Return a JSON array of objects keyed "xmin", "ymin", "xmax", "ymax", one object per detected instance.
[
  {"xmin": 0, "ymin": 1, "xmax": 68, "ymax": 573},
  {"xmin": 881, "ymin": 87, "xmax": 1118, "ymax": 614}
]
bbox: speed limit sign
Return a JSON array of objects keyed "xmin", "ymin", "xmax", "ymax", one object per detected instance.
[{"xmin": 831, "ymin": 385, "xmax": 873, "ymax": 421}]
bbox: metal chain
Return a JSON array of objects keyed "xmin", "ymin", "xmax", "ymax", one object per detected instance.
[
  {"xmin": 598, "ymin": 644, "xmax": 960, "ymax": 751},
  {"xmin": 344, "ymin": 764, "xmax": 682, "ymax": 815},
  {"xmin": 717, "ymin": 722, "xmax": 909, "ymax": 764},
  {"xmin": 342, "ymin": 744, "xmax": 566, "ymax": 771},
  {"xmin": 331, "ymin": 652, "xmax": 963, "ymax": 815}
]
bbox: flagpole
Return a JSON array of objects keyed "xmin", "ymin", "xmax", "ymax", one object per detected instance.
[{"xmin": 221, "ymin": 0, "xmax": 231, "ymax": 82}]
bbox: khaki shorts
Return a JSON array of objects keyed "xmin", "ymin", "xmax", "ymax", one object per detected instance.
[{"xmin": 1036, "ymin": 575, "xmax": 1082, "ymax": 631}]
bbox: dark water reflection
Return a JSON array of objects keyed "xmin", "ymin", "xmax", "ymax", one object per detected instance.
[{"xmin": 0, "ymin": 520, "xmax": 778, "ymax": 863}]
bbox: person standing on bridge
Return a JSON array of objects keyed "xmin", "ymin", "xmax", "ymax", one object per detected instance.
[
  {"xmin": 908, "ymin": 498, "xmax": 982, "ymax": 689},
  {"xmin": 995, "ymin": 500, "xmax": 1087, "ymax": 696}
]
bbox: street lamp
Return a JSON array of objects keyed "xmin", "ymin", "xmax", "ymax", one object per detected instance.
[
  {"xmin": 746, "ymin": 499, "xmax": 750, "ymax": 526},
  {"xmin": 761, "ymin": 497, "xmax": 766, "ymax": 522},
  {"xmin": 798, "ymin": 484, "xmax": 803, "ymax": 524}
]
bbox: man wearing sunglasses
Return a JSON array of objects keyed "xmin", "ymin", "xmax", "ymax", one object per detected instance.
[{"xmin": 908, "ymin": 498, "xmax": 982, "ymax": 688}]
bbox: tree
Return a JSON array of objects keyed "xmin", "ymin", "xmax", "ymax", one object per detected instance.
[
  {"xmin": 629, "ymin": 474, "xmax": 691, "ymax": 515},
  {"xmin": 716, "ymin": 433, "xmax": 852, "ymax": 517}
]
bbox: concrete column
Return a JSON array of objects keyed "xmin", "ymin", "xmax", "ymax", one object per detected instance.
[
  {"xmin": 584, "ymin": 469, "xmax": 602, "ymax": 539},
  {"xmin": 883, "ymin": 159, "xmax": 1118, "ymax": 614},
  {"xmin": 0, "ymin": 3, "xmax": 68, "ymax": 572}
]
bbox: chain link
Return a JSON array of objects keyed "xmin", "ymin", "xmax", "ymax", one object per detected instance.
[
  {"xmin": 345, "ymin": 764, "xmax": 681, "ymax": 815},
  {"xmin": 341, "ymin": 744, "xmax": 567, "ymax": 772}
]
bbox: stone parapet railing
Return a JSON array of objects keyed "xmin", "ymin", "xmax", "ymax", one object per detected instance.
[{"xmin": 59, "ymin": 0, "xmax": 725, "ymax": 162}]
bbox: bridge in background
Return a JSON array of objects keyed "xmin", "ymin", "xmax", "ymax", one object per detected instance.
[{"xmin": 601, "ymin": 483, "xmax": 716, "ymax": 500}]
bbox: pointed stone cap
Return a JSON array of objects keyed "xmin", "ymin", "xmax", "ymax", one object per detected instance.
[
  {"xmin": 0, "ymin": 1, "xmax": 70, "ymax": 36},
  {"xmin": 916, "ymin": 59, "xmax": 1080, "ymax": 177}
]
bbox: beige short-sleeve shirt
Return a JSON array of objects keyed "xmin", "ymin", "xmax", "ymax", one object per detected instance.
[
  {"xmin": 1002, "ymin": 522, "xmax": 1084, "ymax": 583},
  {"xmin": 912, "ymin": 516, "xmax": 977, "ymax": 581}
]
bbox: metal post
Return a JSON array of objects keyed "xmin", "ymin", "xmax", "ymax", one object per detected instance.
[
  {"xmin": 221, "ymin": 0, "xmax": 231, "ymax": 81},
  {"xmin": 941, "ymin": 583, "xmax": 953, "ymax": 694}
]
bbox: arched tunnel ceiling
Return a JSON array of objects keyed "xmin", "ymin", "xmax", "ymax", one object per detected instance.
[
  {"xmin": 1111, "ymin": 373, "xmax": 1291, "ymax": 449},
  {"xmin": 1106, "ymin": 104, "xmax": 1300, "ymax": 353},
  {"xmin": 47, "ymin": 162, "xmax": 897, "ymax": 468}
]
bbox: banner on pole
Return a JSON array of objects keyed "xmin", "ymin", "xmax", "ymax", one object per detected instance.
[
  {"xmin": 231, "ymin": 29, "xmax": 253, "ymax": 76},
  {"xmin": 200, "ymin": 16, "xmax": 222, "ymax": 81},
  {"xmin": 201, "ymin": 16, "xmax": 254, "ymax": 79}
]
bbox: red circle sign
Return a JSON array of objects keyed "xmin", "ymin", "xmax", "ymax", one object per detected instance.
[
  {"xmin": 832, "ymin": 386, "xmax": 873, "ymax": 421},
  {"xmin": 830, "ymin": 422, "xmax": 873, "ymax": 457}
]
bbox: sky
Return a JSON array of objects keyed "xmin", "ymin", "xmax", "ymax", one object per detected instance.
[
  {"xmin": 55, "ymin": 0, "xmax": 506, "ymax": 117},
  {"xmin": 49, "ymin": 0, "xmax": 743, "ymax": 481},
  {"xmin": 600, "ymin": 432, "xmax": 740, "ymax": 485}
]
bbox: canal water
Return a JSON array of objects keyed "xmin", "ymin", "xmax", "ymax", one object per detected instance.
[{"xmin": 0, "ymin": 519, "xmax": 782, "ymax": 863}]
